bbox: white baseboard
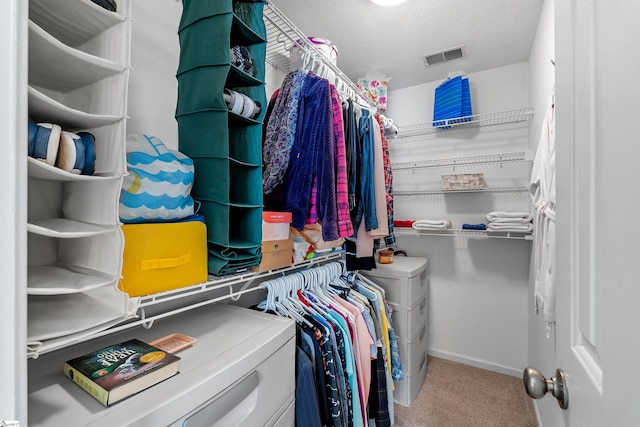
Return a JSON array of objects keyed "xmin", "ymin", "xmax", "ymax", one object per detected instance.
[
  {"xmin": 427, "ymin": 348, "xmax": 523, "ymax": 378},
  {"xmin": 533, "ymin": 400, "xmax": 543, "ymax": 427}
]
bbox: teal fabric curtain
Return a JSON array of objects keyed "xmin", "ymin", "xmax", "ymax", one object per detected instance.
[{"xmin": 177, "ymin": 0, "xmax": 266, "ymax": 275}]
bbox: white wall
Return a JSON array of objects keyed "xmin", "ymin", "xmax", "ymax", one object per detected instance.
[
  {"xmin": 384, "ymin": 62, "xmax": 532, "ymax": 376},
  {"xmin": 527, "ymin": 0, "xmax": 560, "ymax": 426},
  {"xmin": 127, "ymin": 0, "xmax": 182, "ymax": 149}
]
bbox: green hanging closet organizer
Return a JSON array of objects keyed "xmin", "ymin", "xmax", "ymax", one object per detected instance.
[{"xmin": 176, "ymin": 0, "xmax": 266, "ymax": 275}]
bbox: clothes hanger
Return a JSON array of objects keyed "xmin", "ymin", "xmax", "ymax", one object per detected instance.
[
  {"xmin": 284, "ymin": 273, "xmax": 314, "ymax": 322},
  {"xmin": 302, "ymin": 49, "xmax": 311, "ymax": 71},
  {"xmin": 311, "ymin": 267, "xmax": 341, "ymax": 309},
  {"xmin": 302, "ymin": 269, "xmax": 330, "ymax": 314},
  {"xmin": 267, "ymin": 276, "xmax": 307, "ymax": 326}
]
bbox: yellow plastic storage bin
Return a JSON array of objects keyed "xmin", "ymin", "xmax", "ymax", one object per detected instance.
[{"xmin": 119, "ymin": 220, "xmax": 208, "ymax": 297}]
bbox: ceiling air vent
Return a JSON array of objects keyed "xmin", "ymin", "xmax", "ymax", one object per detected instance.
[{"xmin": 424, "ymin": 46, "xmax": 464, "ymax": 66}]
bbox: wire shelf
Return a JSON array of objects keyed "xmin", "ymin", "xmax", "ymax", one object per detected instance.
[
  {"xmin": 392, "ymin": 151, "xmax": 532, "ymax": 171},
  {"xmin": 263, "ymin": 1, "xmax": 375, "ymax": 108},
  {"xmin": 395, "ymin": 108, "xmax": 534, "ymax": 138},
  {"xmin": 394, "ymin": 186, "xmax": 529, "ymax": 195},
  {"xmin": 394, "ymin": 227, "xmax": 533, "ymax": 240}
]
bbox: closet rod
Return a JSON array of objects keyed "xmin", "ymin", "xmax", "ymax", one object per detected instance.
[{"xmin": 263, "ymin": 1, "xmax": 377, "ymax": 109}]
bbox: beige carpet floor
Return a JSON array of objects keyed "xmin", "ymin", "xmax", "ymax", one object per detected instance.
[{"xmin": 393, "ymin": 356, "xmax": 538, "ymax": 427}]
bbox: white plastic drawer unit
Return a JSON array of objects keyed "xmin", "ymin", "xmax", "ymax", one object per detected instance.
[
  {"xmin": 28, "ymin": 304, "xmax": 296, "ymax": 427},
  {"xmin": 362, "ymin": 256, "xmax": 428, "ymax": 310}
]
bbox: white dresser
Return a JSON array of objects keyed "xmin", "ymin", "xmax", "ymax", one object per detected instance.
[
  {"xmin": 362, "ymin": 256, "xmax": 429, "ymax": 407},
  {"xmin": 28, "ymin": 304, "xmax": 296, "ymax": 427}
]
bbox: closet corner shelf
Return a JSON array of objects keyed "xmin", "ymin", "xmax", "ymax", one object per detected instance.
[
  {"xmin": 395, "ymin": 227, "xmax": 533, "ymax": 241},
  {"xmin": 394, "ymin": 108, "xmax": 534, "ymax": 139}
]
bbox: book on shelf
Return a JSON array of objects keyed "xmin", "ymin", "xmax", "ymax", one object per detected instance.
[{"xmin": 64, "ymin": 338, "xmax": 180, "ymax": 407}]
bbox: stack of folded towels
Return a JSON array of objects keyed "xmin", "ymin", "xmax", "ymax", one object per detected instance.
[
  {"xmin": 412, "ymin": 219, "xmax": 452, "ymax": 231},
  {"xmin": 486, "ymin": 212, "xmax": 533, "ymax": 233}
]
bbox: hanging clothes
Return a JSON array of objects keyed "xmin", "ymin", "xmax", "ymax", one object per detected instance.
[
  {"xmin": 264, "ymin": 71, "xmax": 348, "ymax": 242},
  {"xmin": 262, "ymin": 69, "xmax": 307, "ymax": 194},
  {"xmin": 295, "ymin": 343, "xmax": 322, "ymax": 427},
  {"xmin": 529, "ymin": 87, "xmax": 556, "ymax": 337},
  {"xmin": 256, "ymin": 263, "xmax": 402, "ymax": 427},
  {"xmin": 261, "ymin": 68, "xmax": 394, "ymax": 262}
]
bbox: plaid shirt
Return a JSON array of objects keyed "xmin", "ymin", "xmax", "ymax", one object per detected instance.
[
  {"xmin": 375, "ymin": 114, "xmax": 395, "ymax": 247},
  {"xmin": 331, "ymin": 85, "xmax": 355, "ymax": 237}
]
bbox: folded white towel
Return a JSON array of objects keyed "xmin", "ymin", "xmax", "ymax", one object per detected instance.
[
  {"xmin": 487, "ymin": 217, "xmax": 533, "ymax": 225},
  {"xmin": 486, "ymin": 211, "xmax": 532, "ymax": 223},
  {"xmin": 412, "ymin": 219, "xmax": 452, "ymax": 230},
  {"xmin": 487, "ymin": 222, "xmax": 534, "ymax": 232}
]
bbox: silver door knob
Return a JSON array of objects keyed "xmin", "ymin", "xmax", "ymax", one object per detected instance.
[{"xmin": 522, "ymin": 367, "xmax": 568, "ymax": 410}]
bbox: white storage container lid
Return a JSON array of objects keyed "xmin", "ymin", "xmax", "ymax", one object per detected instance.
[{"xmin": 364, "ymin": 256, "xmax": 428, "ymax": 279}]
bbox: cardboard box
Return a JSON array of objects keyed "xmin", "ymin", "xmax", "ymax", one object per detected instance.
[
  {"xmin": 119, "ymin": 220, "xmax": 208, "ymax": 297},
  {"xmin": 253, "ymin": 239, "xmax": 293, "ymax": 272},
  {"xmin": 262, "ymin": 211, "xmax": 292, "ymax": 241}
]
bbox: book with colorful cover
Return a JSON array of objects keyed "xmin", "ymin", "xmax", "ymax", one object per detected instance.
[{"xmin": 64, "ymin": 338, "xmax": 180, "ymax": 407}]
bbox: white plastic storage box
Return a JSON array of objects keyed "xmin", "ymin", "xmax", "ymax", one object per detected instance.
[
  {"xmin": 362, "ymin": 256, "xmax": 428, "ymax": 310},
  {"xmin": 362, "ymin": 256, "xmax": 429, "ymax": 407}
]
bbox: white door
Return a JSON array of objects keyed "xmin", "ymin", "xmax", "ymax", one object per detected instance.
[{"xmin": 554, "ymin": 0, "xmax": 640, "ymax": 425}]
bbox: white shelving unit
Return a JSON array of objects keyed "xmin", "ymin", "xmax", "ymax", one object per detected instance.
[
  {"xmin": 391, "ymin": 111, "xmax": 535, "ymax": 240},
  {"xmin": 394, "ymin": 108, "xmax": 534, "ymax": 138},
  {"xmin": 26, "ymin": 0, "xmax": 135, "ymax": 359}
]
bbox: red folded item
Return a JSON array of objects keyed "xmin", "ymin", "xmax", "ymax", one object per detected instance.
[{"xmin": 394, "ymin": 220, "xmax": 415, "ymax": 228}]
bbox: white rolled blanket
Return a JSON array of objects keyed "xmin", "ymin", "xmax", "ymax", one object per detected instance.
[
  {"xmin": 487, "ymin": 222, "xmax": 534, "ymax": 232},
  {"xmin": 412, "ymin": 219, "xmax": 452, "ymax": 230},
  {"xmin": 486, "ymin": 211, "xmax": 532, "ymax": 223}
]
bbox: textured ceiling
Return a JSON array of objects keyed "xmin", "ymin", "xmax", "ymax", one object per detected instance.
[{"xmin": 269, "ymin": 0, "xmax": 544, "ymax": 90}]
